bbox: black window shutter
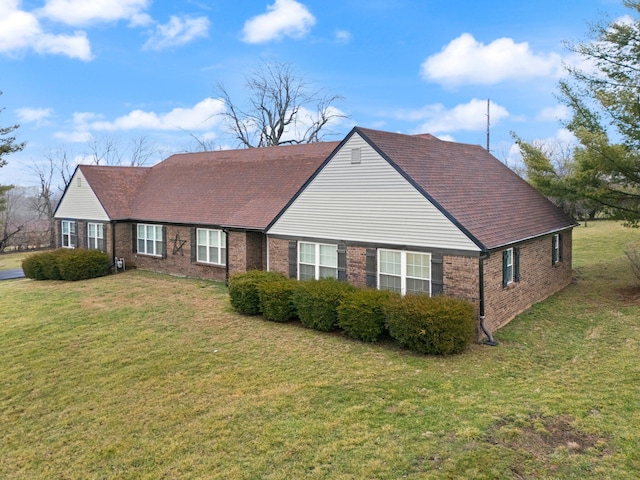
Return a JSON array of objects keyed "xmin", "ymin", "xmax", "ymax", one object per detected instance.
[
  {"xmin": 190, "ymin": 227, "xmax": 197, "ymax": 262},
  {"xmin": 84, "ymin": 222, "xmax": 89, "ymax": 249},
  {"xmin": 162, "ymin": 226, "xmax": 168, "ymax": 258},
  {"xmin": 431, "ymin": 253, "xmax": 444, "ymax": 295},
  {"xmin": 288, "ymin": 241, "xmax": 297, "ymax": 279},
  {"xmin": 514, "ymin": 247, "xmax": 520, "ymax": 282},
  {"xmin": 502, "ymin": 250, "xmax": 508, "ymax": 288},
  {"xmin": 132, "ymin": 224, "xmax": 137, "ymax": 253},
  {"xmin": 337, "ymin": 242, "xmax": 347, "ymax": 281},
  {"xmin": 365, "ymin": 248, "xmax": 377, "ymax": 288}
]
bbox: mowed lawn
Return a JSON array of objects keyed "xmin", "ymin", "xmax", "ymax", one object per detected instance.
[{"xmin": 1, "ymin": 222, "xmax": 639, "ymax": 479}]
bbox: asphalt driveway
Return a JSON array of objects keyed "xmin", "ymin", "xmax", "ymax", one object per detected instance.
[{"xmin": 0, "ymin": 269, "xmax": 25, "ymax": 280}]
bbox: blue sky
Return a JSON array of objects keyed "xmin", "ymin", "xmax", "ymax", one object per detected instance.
[{"xmin": 0, "ymin": 0, "xmax": 630, "ymax": 186}]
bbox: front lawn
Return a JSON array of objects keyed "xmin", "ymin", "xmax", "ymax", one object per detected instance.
[{"xmin": 1, "ymin": 221, "xmax": 639, "ymax": 479}]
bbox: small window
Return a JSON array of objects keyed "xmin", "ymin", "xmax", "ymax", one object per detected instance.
[
  {"xmin": 87, "ymin": 223, "xmax": 105, "ymax": 252},
  {"xmin": 503, "ymin": 248, "xmax": 514, "ymax": 286},
  {"xmin": 137, "ymin": 224, "xmax": 164, "ymax": 256},
  {"xmin": 61, "ymin": 220, "xmax": 77, "ymax": 248},
  {"xmin": 298, "ymin": 242, "xmax": 337, "ymax": 280},
  {"xmin": 552, "ymin": 234, "xmax": 562, "ymax": 265},
  {"xmin": 196, "ymin": 228, "xmax": 226, "ymax": 265},
  {"xmin": 378, "ymin": 249, "xmax": 431, "ymax": 295}
]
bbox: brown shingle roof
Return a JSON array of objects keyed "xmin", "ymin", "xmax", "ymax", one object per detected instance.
[
  {"xmin": 82, "ymin": 142, "xmax": 339, "ymax": 229},
  {"xmin": 79, "ymin": 165, "xmax": 150, "ymax": 219},
  {"xmin": 356, "ymin": 127, "xmax": 578, "ymax": 250}
]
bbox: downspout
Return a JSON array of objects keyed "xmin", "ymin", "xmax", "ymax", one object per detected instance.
[{"xmin": 479, "ymin": 253, "xmax": 498, "ymax": 346}]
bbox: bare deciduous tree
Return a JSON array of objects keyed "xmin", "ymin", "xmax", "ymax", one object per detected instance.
[{"xmin": 216, "ymin": 60, "xmax": 346, "ymax": 148}]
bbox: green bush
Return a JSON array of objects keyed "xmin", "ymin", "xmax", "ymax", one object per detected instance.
[
  {"xmin": 228, "ymin": 270, "xmax": 287, "ymax": 315},
  {"xmin": 257, "ymin": 279, "xmax": 299, "ymax": 322},
  {"xmin": 292, "ymin": 277, "xmax": 356, "ymax": 331},
  {"xmin": 337, "ymin": 289, "xmax": 397, "ymax": 342},
  {"xmin": 57, "ymin": 249, "xmax": 110, "ymax": 281},
  {"xmin": 384, "ymin": 294, "xmax": 476, "ymax": 355},
  {"xmin": 22, "ymin": 249, "xmax": 110, "ymax": 281}
]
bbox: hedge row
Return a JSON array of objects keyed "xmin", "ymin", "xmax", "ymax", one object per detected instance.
[
  {"xmin": 22, "ymin": 249, "xmax": 110, "ymax": 281},
  {"xmin": 228, "ymin": 271, "xmax": 476, "ymax": 355}
]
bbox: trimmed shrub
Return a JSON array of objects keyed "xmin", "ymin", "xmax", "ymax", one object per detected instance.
[
  {"xmin": 257, "ymin": 278, "xmax": 299, "ymax": 322},
  {"xmin": 22, "ymin": 249, "xmax": 109, "ymax": 281},
  {"xmin": 228, "ymin": 270, "xmax": 287, "ymax": 315},
  {"xmin": 57, "ymin": 249, "xmax": 110, "ymax": 281},
  {"xmin": 337, "ymin": 288, "xmax": 397, "ymax": 342},
  {"xmin": 384, "ymin": 294, "xmax": 476, "ymax": 355},
  {"xmin": 292, "ymin": 277, "xmax": 356, "ymax": 331}
]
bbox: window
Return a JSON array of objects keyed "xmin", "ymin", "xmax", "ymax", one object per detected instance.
[
  {"xmin": 196, "ymin": 228, "xmax": 226, "ymax": 265},
  {"xmin": 61, "ymin": 220, "xmax": 77, "ymax": 248},
  {"xmin": 503, "ymin": 248, "xmax": 514, "ymax": 285},
  {"xmin": 502, "ymin": 247, "xmax": 520, "ymax": 287},
  {"xmin": 552, "ymin": 234, "xmax": 562, "ymax": 265},
  {"xmin": 298, "ymin": 242, "xmax": 337, "ymax": 280},
  {"xmin": 137, "ymin": 224, "xmax": 164, "ymax": 256},
  {"xmin": 87, "ymin": 223, "xmax": 105, "ymax": 251},
  {"xmin": 378, "ymin": 249, "xmax": 431, "ymax": 295}
]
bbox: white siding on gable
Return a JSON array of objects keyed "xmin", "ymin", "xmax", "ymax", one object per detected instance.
[
  {"xmin": 54, "ymin": 170, "xmax": 110, "ymax": 221},
  {"xmin": 269, "ymin": 133, "xmax": 481, "ymax": 252}
]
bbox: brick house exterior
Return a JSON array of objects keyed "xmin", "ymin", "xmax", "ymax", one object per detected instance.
[{"xmin": 54, "ymin": 126, "xmax": 577, "ymax": 336}]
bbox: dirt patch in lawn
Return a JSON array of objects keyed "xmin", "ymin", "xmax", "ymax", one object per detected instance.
[
  {"xmin": 617, "ymin": 285, "xmax": 640, "ymax": 305},
  {"xmin": 486, "ymin": 413, "xmax": 610, "ymax": 476}
]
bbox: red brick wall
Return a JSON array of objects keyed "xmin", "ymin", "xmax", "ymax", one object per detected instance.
[
  {"xmin": 483, "ymin": 231, "xmax": 573, "ymax": 332},
  {"xmin": 443, "ymin": 255, "xmax": 480, "ymax": 309},
  {"xmin": 267, "ymin": 232, "xmax": 574, "ymax": 335},
  {"xmin": 347, "ymin": 246, "xmax": 368, "ymax": 288},
  {"xmin": 268, "ymin": 237, "xmax": 290, "ymax": 276}
]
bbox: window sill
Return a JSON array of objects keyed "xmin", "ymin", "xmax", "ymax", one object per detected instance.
[{"xmin": 194, "ymin": 261, "xmax": 226, "ymax": 268}]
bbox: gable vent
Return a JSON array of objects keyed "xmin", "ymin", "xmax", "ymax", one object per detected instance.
[{"xmin": 351, "ymin": 147, "xmax": 361, "ymax": 164}]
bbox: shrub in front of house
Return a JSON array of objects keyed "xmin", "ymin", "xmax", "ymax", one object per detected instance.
[
  {"xmin": 256, "ymin": 278, "xmax": 300, "ymax": 322},
  {"xmin": 337, "ymin": 288, "xmax": 398, "ymax": 342},
  {"xmin": 57, "ymin": 249, "xmax": 110, "ymax": 281},
  {"xmin": 384, "ymin": 294, "xmax": 476, "ymax": 355},
  {"xmin": 228, "ymin": 270, "xmax": 287, "ymax": 315},
  {"xmin": 22, "ymin": 249, "xmax": 110, "ymax": 281},
  {"xmin": 292, "ymin": 277, "xmax": 356, "ymax": 331}
]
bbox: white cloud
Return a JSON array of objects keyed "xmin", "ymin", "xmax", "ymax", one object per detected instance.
[
  {"xmin": 395, "ymin": 99, "xmax": 509, "ymax": 134},
  {"xmin": 0, "ymin": 1, "xmax": 92, "ymax": 60},
  {"xmin": 143, "ymin": 15, "xmax": 209, "ymax": 51},
  {"xmin": 16, "ymin": 107, "xmax": 53, "ymax": 125},
  {"xmin": 38, "ymin": 0, "xmax": 152, "ymax": 27},
  {"xmin": 537, "ymin": 104, "xmax": 571, "ymax": 122},
  {"xmin": 335, "ymin": 29, "xmax": 351, "ymax": 44},
  {"xmin": 242, "ymin": 0, "xmax": 315, "ymax": 44},
  {"xmin": 76, "ymin": 98, "xmax": 226, "ymax": 133},
  {"xmin": 54, "ymin": 130, "xmax": 94, "ymax": 143},
  {"xmin": 421, "ymin": 33, "xmax": 563, "ymax": 86}
]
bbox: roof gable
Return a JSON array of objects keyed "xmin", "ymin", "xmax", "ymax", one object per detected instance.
[
  {"xmin": 355, "ymin": 127, "xmax": 577, "ymax": 250},
  {"xmin": 268, "ymin": 132, "xmax": 481, "ymax": 251},
  {"xmin": 71, "ymin": 142, "xmax": 339, "ymax": 229},
  {"xmin": 54, "ymin": 168, "xmax": 111, "ymax": 221}
]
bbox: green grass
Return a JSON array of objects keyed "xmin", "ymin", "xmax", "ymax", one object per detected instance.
[
  {"xmin": 0, "ymin": 250, "xmax": 37, "ymax": 270},
  {"xmin": 1, "ymin": 221, "xmax": 639, "ymax": 479}
]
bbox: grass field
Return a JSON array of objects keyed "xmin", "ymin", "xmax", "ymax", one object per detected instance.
[{"xmin": 1, "ymin": 221, "xmax": 639, "ymax": 479}]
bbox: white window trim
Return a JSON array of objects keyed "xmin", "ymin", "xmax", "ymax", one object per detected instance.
[
  {"xmin": 505, "ymin": 247, "xmax": 514, "ymax": 285},
  {"xmin": 552, "ymin": 233, "xmax": 561, "ymax": 265},
  {"xmin": 61, "ymin": 220, "xmax": 76, "ymax": 249},
  {"xmin": 87, "ymin": 222, "xmax": 104, "ymax": 251},
  {"xmin": 377, "ymin": 249, "xmax": 432, "ymax": 296},
  {"xmin": 196, "ymin": 228, "xmax": 226, "ymax": 265},
  {"xmin": 137, "ymin": 224, "xmax": 164, "ymax": 257},
  {"xmin": 298, "ymin": 241, "xmax": 338, "ymax": 280}
]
